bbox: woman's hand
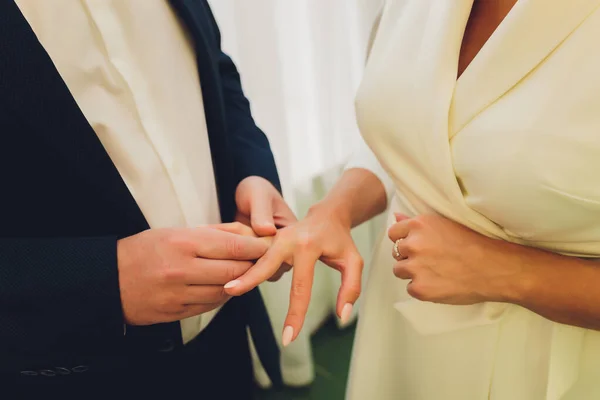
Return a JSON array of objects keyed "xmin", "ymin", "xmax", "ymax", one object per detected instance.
[
  {"xmin": 223, "ymin": 204, "xmax": 364, "ymax": 346},
  {"xmin": 388, "ymin": 213, "xmax": 525, "ymax": 305}
]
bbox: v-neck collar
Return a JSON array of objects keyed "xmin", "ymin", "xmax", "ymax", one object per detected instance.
[{"xmin": 449, "ymin": 0, "xmax": 600, "ymax": 138}]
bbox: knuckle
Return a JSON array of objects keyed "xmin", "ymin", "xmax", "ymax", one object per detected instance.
[
  {"xmin": 164, "ymin": 230, "xmax": 188, "ymax": 248},
  {"xmin": 157, "ymin": 292, "xmax": 181, "ymax": 313},
  {"xmin": 286, "ymin": 308, "xmax": 302, "ymax": 321},
  {"xmin": 404, "ymin": 239, "xmax": 421, "ymax": 255},
  {"xmin": 387, "ymin": 226, "xmax": 398, "ymax": 240},
  {"xmin": 394, "ymin": 264, "xmax": 410, "ymax": 279},
  {"xmin": 295, "ymin": 231, "xmax": 314, "ymax": 250},
  {"xmin": 291, "ymin": 280, "xmax": 309, "ymax": 297},
  {"xmin": 278, "ymin": 227, "xmax": 296, "ymax": 244},
  {"xmin": 226, "ymin": 237, "xmax": 245, "ymax": 259},
  {"xmin": 407, "ymin": 282, "xmax": 429, "ymax": 302},
  {"xmin": 158, "ymin": 266, "xmax": 183, "ymax": 283},
  {"xmin": 409, "ymin": 216, "xmax": 426, "ymax": 229},
  {"xmin": 345, "ymin": 283, "xmax": 362, "ymax": 299},
  {"xmin": 226, "ymin": 263, "xmax": 238, "ymax": 282}
]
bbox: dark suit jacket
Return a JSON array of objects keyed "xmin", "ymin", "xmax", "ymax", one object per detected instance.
[{"xmin": 0, "ymin": 0, "xmax": 280, "ymax": 378}]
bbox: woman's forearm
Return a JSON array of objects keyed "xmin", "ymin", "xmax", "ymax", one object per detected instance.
[
  {"xmin": 308, "ymin": 168, "xmax": 388, "ymax": 229},
  {"xmin": 495, "ymin": 242, "xmax": 600, "ymax": 331}
]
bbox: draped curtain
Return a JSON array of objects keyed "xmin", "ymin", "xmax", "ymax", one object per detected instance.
[{"xmin": 208, "ymin": 0, "xmax": 385, "ymax": 387}]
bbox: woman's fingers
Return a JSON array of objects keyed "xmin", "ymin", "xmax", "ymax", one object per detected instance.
[
  {"xmin": 391, "ymin": 236, "xmax": 413, "ymax": 260},
  {"xmin": 223, "ymin": 239, "xmax": 289, "ymax": 295},
  {"xmin": 393, "ymin": 259, "xmax": 416, "ymax": 280},
  {"xmin": 282, "ymin": 247, "xmax": 320, "ymax": 347},
  {"xmin": 394, "ymin": 213, "xmax": 410, "ymax": 222},
  {"xmin": 388, "ymin": 218, "xmax": 411, "ymax": 242},
  {"xmin": 208, "ymin": 222, "xmax": 275, "ymax": 249}
]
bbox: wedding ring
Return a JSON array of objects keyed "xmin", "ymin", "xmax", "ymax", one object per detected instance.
[{"xmin": 393, "ymin": 239, "xmax": 405, "ymax": 260}]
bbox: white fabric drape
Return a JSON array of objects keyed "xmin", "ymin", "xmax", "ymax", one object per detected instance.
[{"xmin": 207, "ymin": 0, "xmax": 384, "ymax": 387}]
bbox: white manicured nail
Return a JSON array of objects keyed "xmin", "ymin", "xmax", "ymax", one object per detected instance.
[
  {"xmin": 341, "ymin": 303, "xmax": 353, "ymax": 325},
  {"xmin": 282, "ymin": 326, "xmax": 294, "ymax": 347},
  {"xmin": 224, "ymin": 280, "xmax": 241, "ymax": 289}
]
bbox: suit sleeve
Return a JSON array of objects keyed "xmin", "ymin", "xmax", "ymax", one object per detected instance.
[
  {"xmin": 0, "ymin": 237, "xmax": 124, "ymax": 372},
  {"xmin": 204, "ymin": 5, "xmax": 282, "ymax": 193}
]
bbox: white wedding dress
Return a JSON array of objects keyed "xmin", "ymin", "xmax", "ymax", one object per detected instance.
[{"xmin": 346, "ymin": 1, "xmax": 600, "ymax": 399}]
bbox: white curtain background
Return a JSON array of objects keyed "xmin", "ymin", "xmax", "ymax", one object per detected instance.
[{"xmin": 208, "ymin": 0, "xmax": 385, "ymax": 387}]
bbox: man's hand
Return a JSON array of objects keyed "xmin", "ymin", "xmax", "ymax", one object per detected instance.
[
  {"xmin": 235, "ymin": 176, "xmax": 297, "ymax": 281},
  {"xmin": 235, "ymin": 176, "xmax": 296, "ymax": 235},
  {"xmin": 117, "ymin": 227, "xmax": 269, "ymax": 326}
]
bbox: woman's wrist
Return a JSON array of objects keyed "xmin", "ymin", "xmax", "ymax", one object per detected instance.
[
  {"xmin": 308, "ymin": 169, "xmax": 387, "ymax": 230},
  {"xmin": 472, "ymin": 240, "xmax": 539, "ymax": 305},
  {"xmin": 307, "ymin": 198, "xmax": 354, "ymax": 231}
]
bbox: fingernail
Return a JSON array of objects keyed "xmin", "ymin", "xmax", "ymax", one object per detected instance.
[
  {"xmin": 341, "ymin": 303, "xmax": 353, "ymax": 325},
  {"xmin": 282, "ymin": 326, "xmax": 294, "ymax": 347},
  {"xmin": 224, "ymin": 280, "xmax": 241, "ymax": 289}
]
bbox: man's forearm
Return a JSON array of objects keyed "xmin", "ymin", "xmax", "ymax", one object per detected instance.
[
  {"xmin": 308, "ymin": 168, "xmax": 388, "ymax": 229},
  {"xmin": 0, "ymin": 237, "xmax": 124, "ymax": 370}
]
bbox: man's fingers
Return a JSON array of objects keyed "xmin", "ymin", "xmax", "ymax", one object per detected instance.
[
  {"xmin": 273, "ymin": 202, "xmax": 298, "ymax": 228},
  {"xmin": 250, "ymin": 191, "xmax": 277, "ymax": 237},
  {"xmin": 336, "ymin": 249, "xmax": 363, "ymax": 324},
  {"xmin": 192, "ymin": 228, "xmax": 269, "ymax": 260},
  {"xmin": 182, "ymin": 284, "xmax": 231, "ymax": 305},
  {"xmin": 208, "ymin": 222, "xmax": 256, "ymax": 237},
  {"xmin": 282, "ymin": 249, "xmax": 319, "ymax": 347},
  {"xmin": 223, "ymin": 243, "xmax": 288, "ymax": 295},
  {"xmin": 235, "ymin": 212, "xmax": 252, "ymax": 227},
  {"xmin": 185, "ymin": 286, "xmax": 230, "ymax": 304},
  {"xmin": 183, "ymin": 259, "xmax": 254, "ymax": 285}
]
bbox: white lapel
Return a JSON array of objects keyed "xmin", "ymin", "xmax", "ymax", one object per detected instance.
[{"xmin": 449, "ymin": 0, "xmax": 600, "ymax": 137}]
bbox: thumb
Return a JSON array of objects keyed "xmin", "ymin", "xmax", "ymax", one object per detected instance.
[{"xmin": 250, "ymin": 191, "xmax": 277, "ymax": 237}]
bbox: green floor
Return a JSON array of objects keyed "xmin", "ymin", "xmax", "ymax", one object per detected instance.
[{"xmin": 256, "ymin": 318, "xmax": 356, "ymax": 400}]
